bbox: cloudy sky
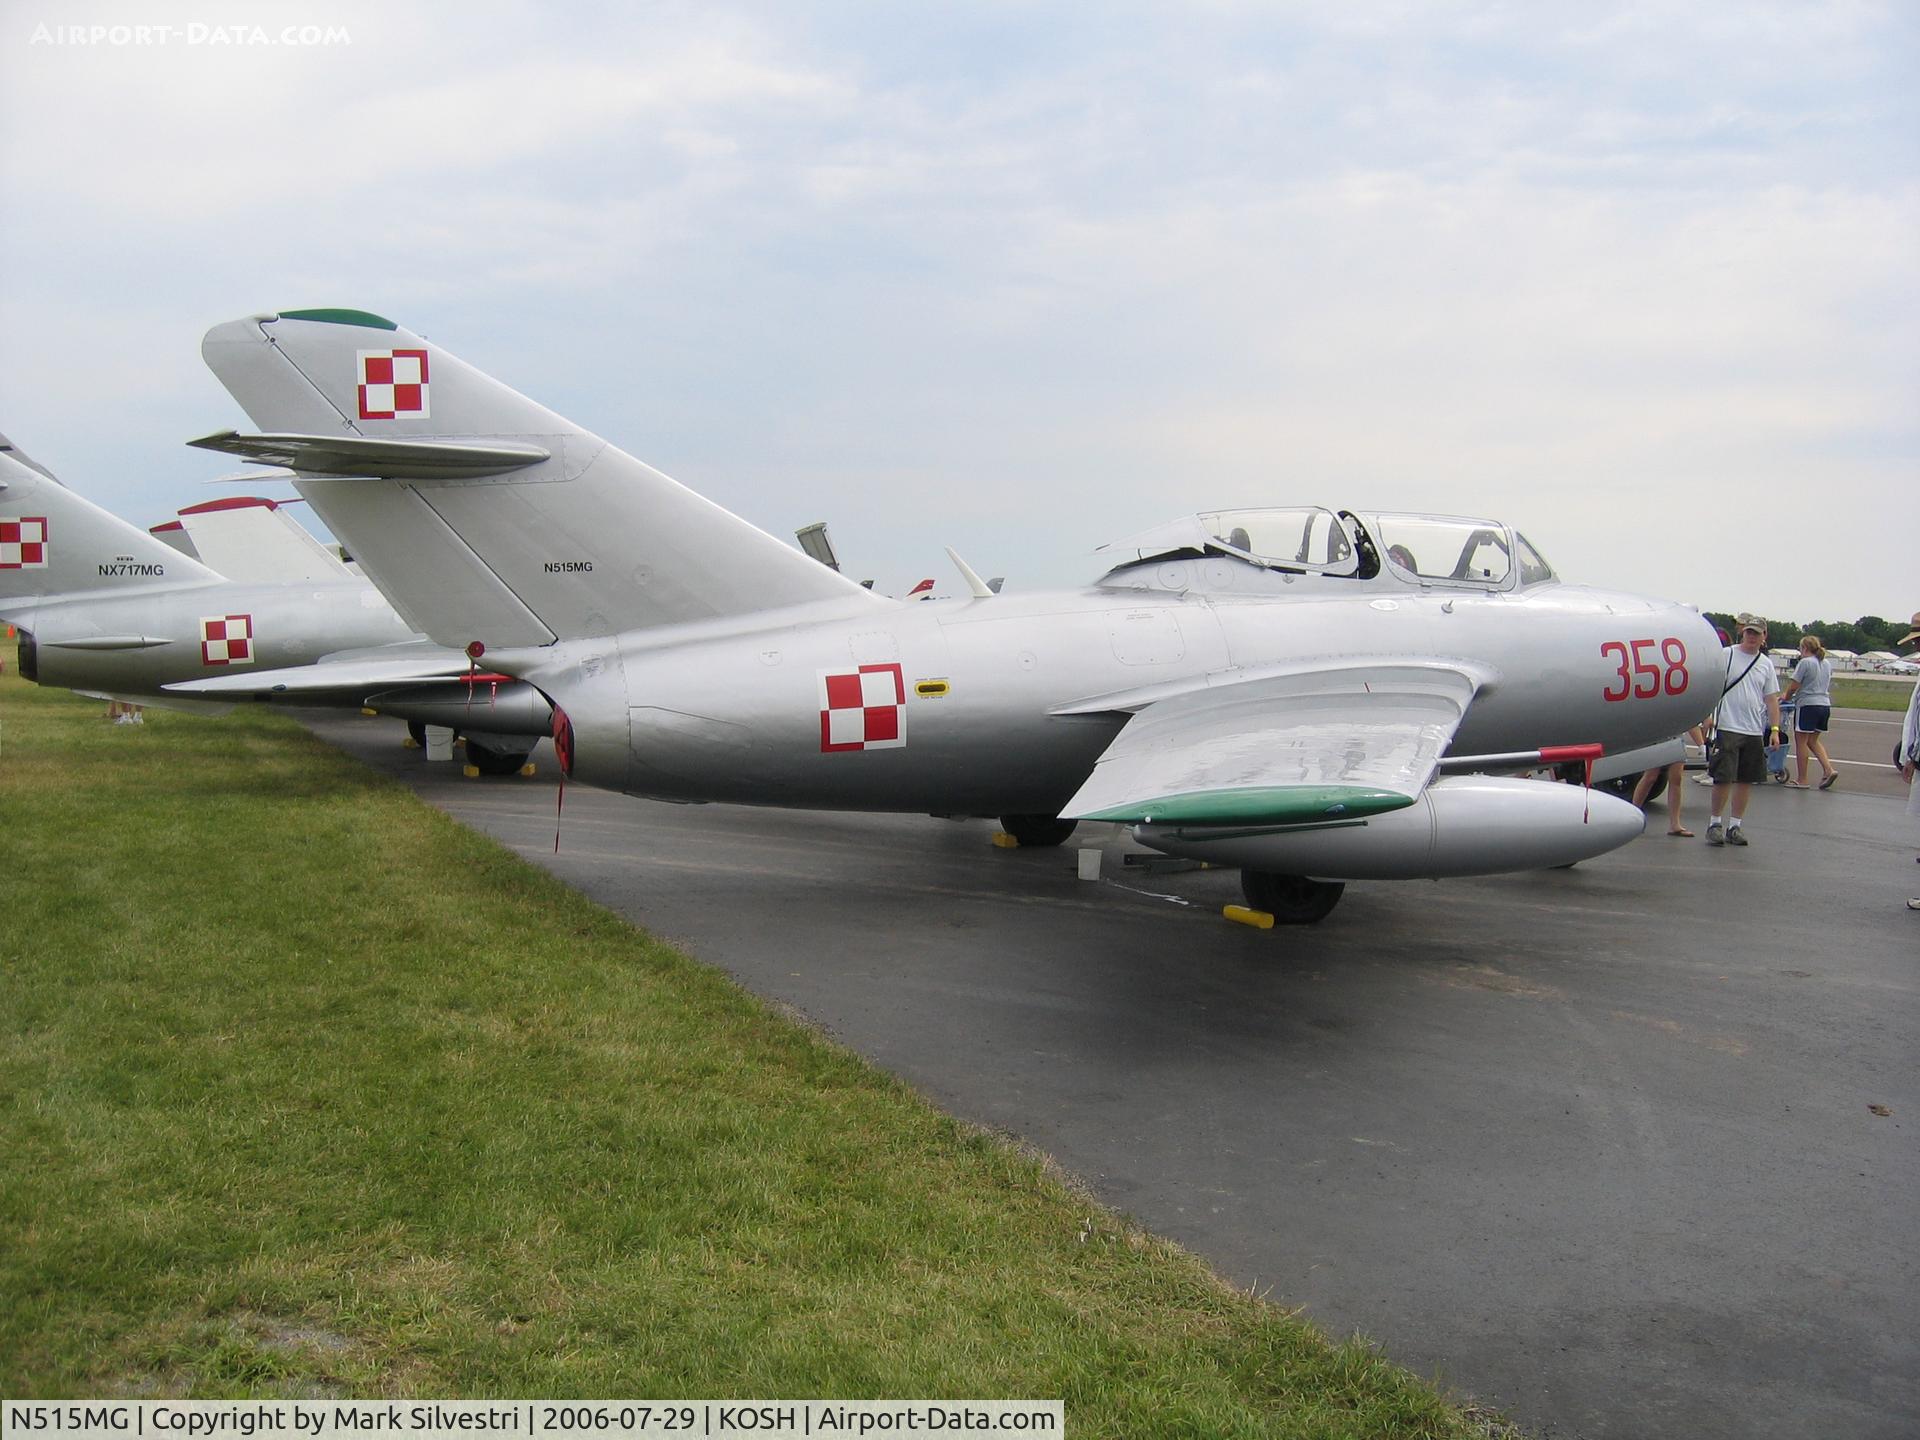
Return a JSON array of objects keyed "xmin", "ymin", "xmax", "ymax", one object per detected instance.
[{"xmin": 3, "ymin": 1, "xmax": 1914, "ymax": 622}]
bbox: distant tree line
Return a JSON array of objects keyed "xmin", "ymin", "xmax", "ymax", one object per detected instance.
[{"xmin": 1702, "ymin": 613, "xmax": 1913, "ymax": 655}]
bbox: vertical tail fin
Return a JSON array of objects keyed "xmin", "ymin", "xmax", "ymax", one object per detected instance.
[
  {"xmin": 173, "ymin": 497, "xmax": 352, "ymax": 583},
  {"xmin": 149, "ymin": 518, "xmax": 201, "ymax": 560},
  {"xmin": 198, "ymin": 310, "xmax": 887, "ymax": 649},
  {"xmin": 0, "ymin": 442, "xmax": 219, "ymax": 616}
]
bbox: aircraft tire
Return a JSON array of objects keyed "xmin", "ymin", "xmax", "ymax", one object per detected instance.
[
  {"xmin": 406, "ymin": 720, "xmax": 427, "ymax": 747},
  {"xmin": 1240, "ymin": 870, "xmax": 1345, "ymax": 925},
  {"xmin": 464, "ymin": 739, "xmax": 534, "ymax": 777},
  {"xmin": 999, "ymin": 814, "xmax": 1079, "ymax": 848}
]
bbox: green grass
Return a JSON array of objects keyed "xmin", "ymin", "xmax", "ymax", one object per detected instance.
[
  {"xmin": 0, "ymin": 647, "xmax": 1506, "ymax": 1436},
  {"xmin": 1831, "ymin": 675, "xmax": 1914, "ymax": 713}
]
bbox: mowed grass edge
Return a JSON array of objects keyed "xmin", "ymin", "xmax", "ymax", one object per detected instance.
[
  {"xmin": 0, "ymin": 649, "xmax": 1508, "ymax": 1437},
  {"xmin": 1830, "ymin": 676, "xmax": 1914, "ymax": 713}
]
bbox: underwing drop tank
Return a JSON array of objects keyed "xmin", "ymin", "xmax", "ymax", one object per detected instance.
[{"xmin": 1133, "ymin": 775, "xmax": 1646, "ymax": 880}]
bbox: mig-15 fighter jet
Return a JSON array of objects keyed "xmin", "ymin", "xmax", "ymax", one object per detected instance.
[
  {"xmin": 0, "ymin": 434, "xmax": 411, "ymax": 712},
  {"xmin": 0, "ymin": 435, "xmax": 551, "ymax": 770},
  {"xmin": 185, "ymin": 309, "xmax": 1716, "ymax": 923}
]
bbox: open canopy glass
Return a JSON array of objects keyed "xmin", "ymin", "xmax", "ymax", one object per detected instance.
[{"xmin": 1099, "ymin": 507, "xmax": 1559, "ymax": 590}]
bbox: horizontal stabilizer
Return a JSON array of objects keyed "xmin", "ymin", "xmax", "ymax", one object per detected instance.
[
  {"xmin": 187, "ymin": 431, "xmax": 551, "ymax": 480},
  {"xmin": 165, "ymin": 642, "xmax": 475, "ymax": 696}
]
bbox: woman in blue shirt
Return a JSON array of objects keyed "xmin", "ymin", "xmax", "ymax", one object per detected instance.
[{"xmin": 1780, "ymin": 635, "xmax": 1838, "ymax": 789}]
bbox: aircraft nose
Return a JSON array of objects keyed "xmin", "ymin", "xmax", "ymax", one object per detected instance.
[
  {"xmin": 1679, "ymin": 605, "xmax": 1720, "ymax": 660},
  {"xmin": 1676, "ymin": 605, "xmax": 1722, "ymax": 719}
]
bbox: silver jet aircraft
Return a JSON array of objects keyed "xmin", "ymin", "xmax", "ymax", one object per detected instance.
[
  {"xmin": 0, "ymin": 436, "xmax": 412, "ymax": 710},
  {"xmin": 185, "ymin": 309, "xmax": 1716, "ymax": 922},
  {"xmin": 0, "ymin": 434, "xmax": 549, "ymax": 769}
]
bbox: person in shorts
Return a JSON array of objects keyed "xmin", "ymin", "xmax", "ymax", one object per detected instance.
[
  {"xmin": 1780, "ymin": 633, "xmax": 1838, "ymax": 789},
  {"xmin": 1706, "ymin": 613, "xmax": 1784, "ymax": 848}
]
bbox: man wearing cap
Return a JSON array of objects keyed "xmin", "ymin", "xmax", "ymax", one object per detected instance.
[
  {"xmin": 1706, "ymin": 613, "xmax": 1785, "ymax": 847},
  {"xmin": 1897, "ymin": 610, "xmax": 1920, "ymax": 909}
]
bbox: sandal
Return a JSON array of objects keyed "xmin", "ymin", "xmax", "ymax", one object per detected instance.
[
  {"xmin": 1783, "ymin": 781, "xmax": 1810, "ymax": 789},
  {"xmin": 1668, "ymin": 828, "xmax": 1694, "ymax": 838},
  {"xmin": 1818, "ymin": 773, "xmax": 1838, "ymax": 790}
]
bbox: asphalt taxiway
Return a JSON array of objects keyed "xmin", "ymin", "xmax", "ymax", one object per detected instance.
[{"xmin": 303, "ymin": 710, "xmax": 1917, "ymax": 1439}]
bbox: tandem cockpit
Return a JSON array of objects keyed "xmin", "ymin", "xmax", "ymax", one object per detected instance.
[{"xmin": 1094, "ymin": 506, "xmax": 1558, "ymax": 596}]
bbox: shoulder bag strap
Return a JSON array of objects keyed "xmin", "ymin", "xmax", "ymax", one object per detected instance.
[{"xmin": 1721, "ymin": 651, "xmax": 1762, "ymax": 697}]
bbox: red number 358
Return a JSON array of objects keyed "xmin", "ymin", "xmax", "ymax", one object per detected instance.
[{"xmin": 1601, "ymin": 638, "xmax": 1689, "ymax": 701}]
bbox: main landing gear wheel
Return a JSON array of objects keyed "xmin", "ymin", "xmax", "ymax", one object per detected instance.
[
  {"xmin": 1240, "ymin": 870, "xmax": 1345, "ymax": 925},
  {"xmin": 1561, "ymin": 761, "xmax": 1664, "ymax": 804},
  {"xmin": 406, "ymin": 720, "xmax": 427, "ymax": 747},
  {"xmin": 999, "ymin": 813, "xmax": 1079, "ymax": 848},
  {"xmin": 464, "ymin": 740, "xmax": 534, "ymax": 777}
]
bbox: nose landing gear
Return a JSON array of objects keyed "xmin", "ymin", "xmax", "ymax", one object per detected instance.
[{"xmin": 1239, "ymin": 870, "xmax": 1345, "ymax": 925}]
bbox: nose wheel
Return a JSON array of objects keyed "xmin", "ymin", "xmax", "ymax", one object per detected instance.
[{"xmin": 1240, "ymin": 870, "xmax": 1345, "ymax": 925}]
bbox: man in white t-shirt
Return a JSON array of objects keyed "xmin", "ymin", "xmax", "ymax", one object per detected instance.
[{"xmin": 1707, "ymin": 613, "xmax": 1784, "ymax": 847}]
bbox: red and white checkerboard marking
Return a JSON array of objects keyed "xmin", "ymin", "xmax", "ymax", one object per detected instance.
[
  {"xmin": 356, "ymin": 348, "xmax": 431, "ymax": 420},
  {"xmin": 819, "ymin": 663, "xmax": 906, "ymax": 752},
  {"xmin": 200, "ymin": 614, "xmax": 254, "ymax": 666},
  {"xmin": 0, "ymin": 515, "xmax": 48, "ymax": 569}
]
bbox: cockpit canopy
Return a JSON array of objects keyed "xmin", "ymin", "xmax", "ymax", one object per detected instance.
[
  {"xmin": 1367, "ymin": 513, "xmax": 1556, "ymax": 587},
  {"xmin": 1098, "ymin": 507, "xmax": 1361, "ymax": 575},
  {"xmin": 1097, "ymin": 507, "xmax": 1557, "ymax": 590}
]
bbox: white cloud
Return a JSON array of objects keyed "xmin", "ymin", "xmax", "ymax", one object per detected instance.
[{"xmin": 1, "ymin": 0, "xmax": 1912, "ymax": 618}]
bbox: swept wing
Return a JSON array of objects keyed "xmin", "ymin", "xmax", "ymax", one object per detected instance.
[{"xmin": 1061, "ymin": 663, "xmax": 1480, "ymax": 826}]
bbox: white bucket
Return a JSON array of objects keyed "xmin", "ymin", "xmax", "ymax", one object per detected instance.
[
  {"xmin": 1076, "ymin": 847, "xmax": 1102, "ymax": 881},
  {"xmin": 424, "ymin": 724, "xmax": 455, "ymax": 762}
]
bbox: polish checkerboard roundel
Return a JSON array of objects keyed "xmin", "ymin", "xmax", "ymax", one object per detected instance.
[
  {"xmin": 357, "ymin": 349, "xmax": 431, "ymax": 420},
  {"xmin": 200, "ymin": 614, "xmax": 254, "ymax": 666},
  {"xmin": 0, "ymin": 515, "xmax": 48, "ymax": 569},
  {"xmin": 819, "ymin": 663, "xmax": 906, "ymax": 752}
]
